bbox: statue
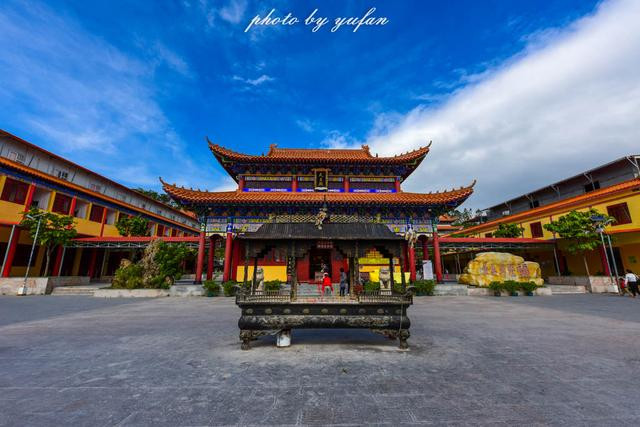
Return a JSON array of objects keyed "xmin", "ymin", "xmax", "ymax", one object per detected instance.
[
  {"xmin": 404, "ymin": 227, "xmax": 418, "ymax": 248},
  {"xmin": 315, "ymin": 206, "xmax": 328, "ymax": 230},
  {"xmin": 255, "ymin": 267, "xmax": 265, "ymax": 292},
  {"xmin": 379, "ymin": 267, "xmax": 392, "ymax": 294}
]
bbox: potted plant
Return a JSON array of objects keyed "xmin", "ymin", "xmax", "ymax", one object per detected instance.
[
  {"xmin": 520, "ymin": 281, "xmax": 537, "ymax": 296},
  {"xmin": 264, "ymin": 280, "xmax": 283, "ymax": 292},
  {"xmin": 503, "ymin": 280, "xmax": 520, "ymax": 296},
  {"xmin": 488, "ymin": 281, "xmax": 503, "ymax": 297}
]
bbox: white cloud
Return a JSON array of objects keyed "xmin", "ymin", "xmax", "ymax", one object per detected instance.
[
  {"xmin": 219, "ymin": 0, "xmax": 247, "ymax": 24},
  {"xmin": 0, "ymin": 1, "xmax": 221, "ymax": 190},
  {"xmin": 362, "ymin": 0, "xmax": 640, "ymax": 209},
  {"xmin": 321, "ymin": 131, "xmax": 358, "ymax": 149},
  {"xmin": 296, "ymin": 118, "xmax": 315, "ymax": 133},
  {"xmin": 232, "ymin": 73, "xmax": 274, "ymax": 86}
]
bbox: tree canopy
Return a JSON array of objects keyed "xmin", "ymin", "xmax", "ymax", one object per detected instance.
[
  {"xmin": 133, "ymin": 188, "xmax": 178, "ymax": 208},
  {"xmin": 543, "ymin": 209, "xmax": 614, "ymax": 275},
  {"xmin": 493, "ymin": 223, "xmax": 524, "ymax": 238},
  {"xmin": 20, "ymin": 207, "xmax": 77, "ymax": 276},
  {"xmin": 115, "ymin": 216, "xmax": 150, "ymax": 236}
]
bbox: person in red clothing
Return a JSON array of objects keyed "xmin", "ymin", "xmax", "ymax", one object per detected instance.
[{"xmin": 321, "ymin": 272, "xmax": 334, "ymax": 296}]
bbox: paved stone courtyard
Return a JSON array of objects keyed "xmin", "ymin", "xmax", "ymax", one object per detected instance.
[{"xmin": 1, "ymin": 295, "xmax": 640, "ymax": 426}]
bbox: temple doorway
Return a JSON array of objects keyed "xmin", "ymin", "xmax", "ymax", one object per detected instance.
[{"xmin": 309, "ymin": 248, "xmax": 332, "ymax": 282}]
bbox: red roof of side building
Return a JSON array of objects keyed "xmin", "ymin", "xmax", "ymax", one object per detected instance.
[
  {"xmin": 461, "ymin": 177, "xmax": 640, "ymax": 235},
  {"xmin": 208, "ymin": 140, "xmax": 431, "ymax": 165},
  {"xmin": 160, "ymin": 179, "xmax": 475, "ymax": 207}
]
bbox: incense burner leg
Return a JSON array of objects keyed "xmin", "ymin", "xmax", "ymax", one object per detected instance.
[
  {"xmin": 240, "ymin": 330, "xmax": 253, "ymax": 350},
  {"xmin": 398, "ymin": 329, "xmax": 410, "ymax": 350}
]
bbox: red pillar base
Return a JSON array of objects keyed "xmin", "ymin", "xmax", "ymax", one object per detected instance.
[
  {"xmin": 2, "ymin": 228, "xmax": 21, "ymax": 277},
  {"xmin": 223, "ymin": 232, "xmax": 233, "ymax": 282},
  {"xmin": 206, "ymin": 237, "xmax": 215, "ymax": 281},
  {"xmin": 194, "ymin": 231, "xmax": 206, "ymax": 284},
  {"xmin": 433, "ymin": 232, "xmax": 443, "ymax": 283},
  {"xmin": 408, "ymin": 245, "xmax": 416, "ymax": 282},
  {"xmin": 52, "ymin": 245, "xmax": 64, "ymax": 277},
  {"xmin": 87, "ymin": 249, "xmax": 98, "ymax": 279}
]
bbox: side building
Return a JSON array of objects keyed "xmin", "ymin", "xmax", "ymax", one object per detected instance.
[
  {"xmin": 0, "ymin": 129, "xmax": 199, "ymax": 278},
  {"xmin": 459, "ymin": 155, "xmax": 640, "ymax": 277}
]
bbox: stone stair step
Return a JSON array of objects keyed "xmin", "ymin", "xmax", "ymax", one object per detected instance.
[
  {"xmin": 51, "ymin": 285, "xmax": 104, "ymax": 296},
  {"xmin": 434, "ymin": 284, "xmax": 469, "ymax": 296},
  {"xmin": 547, "ymin": 285, "xmax": 587, "ymax": 294}
]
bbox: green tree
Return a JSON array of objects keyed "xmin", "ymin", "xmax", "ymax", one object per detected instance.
[
  {"xmin": 543, "ymin": 209, "xmax": 614, "ymax": 276},
  {"xmin": 20, "ymin": 208, "xmax": 77, "ymax": 276},
  {"xmin": 133, "ymin": 188, "xmax": 178, "ymax": 208},
  {"xmin": 115, "ymin": 216, "xmax": 150, "ymax": 236},
  {"xmin": 493, "ymin": 223, "xmax": 524, "ymax": 238},
  {"xmin": 112, "ymin": 240, "xmax": 194, "ymax": 289}
]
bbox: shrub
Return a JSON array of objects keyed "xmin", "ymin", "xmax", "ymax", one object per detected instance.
[
  {"xmin": 111, "ymin": 261, "xmax": 144, "ymax": 289},
  {"xmin": 263, "ymin": 280, "xmax": 283, "ymax": 292},
  {"xmin": 364, "ymin": 280, "xmax": 380, "ymax": 293},
  {"xmin": 149, "ymin": 242, "xmax": 194, "ymax": 288},
  {"xmin": 413, "ymin": 280, "xmax": 436, "ymax": 296},
  {"xmin": 222, "ymin": 281, "xmax": 240, "ymax": 297},
  {"xmin": 502, "ymin": 280, "xmax": 521, "ymax": 295},
  {"xmin": 203, "ymin": 280, "xmax": 220, "ymax": 297},
  {"xmin": 488, "ymin": 281, "xmax": 503, "ymax": 295},
  {"xmin": 520, "ymin": 281, "xmax": 538, "ymax": 295}
]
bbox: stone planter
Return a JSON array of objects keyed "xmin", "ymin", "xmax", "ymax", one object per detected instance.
[
  {"xmin": 548, "ymin": 276, "xmax": 618, "ymax": 293},
  {"xmin": 467, "ymin": 287, "xmax": 552, "ymax": 297},
  {"xmin": 0, "ymin": 277, "xmax": 51, "ymax": 295},
  {"xmin": 93, "ymin": 288, "xmax": 170, "ymax": 298}
]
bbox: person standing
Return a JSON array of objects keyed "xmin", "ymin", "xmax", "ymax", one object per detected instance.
[
  {"xmin": 321, "ymin": 272, "xmax": 334, "ymax": 296},
  {"xmin": 339, "ymin": 268, "xmax": 348, "ymax": 297},
  {"xmin": 625, "ymin": 270, "xmax": 639, "ymax": 298}
]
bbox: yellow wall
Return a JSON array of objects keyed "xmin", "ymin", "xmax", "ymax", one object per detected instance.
[
  {"xmin": 0, "ymin": 200, "xmax": 27, "ymax": 223},
  {"xmin": 75, "ymin": 218, "xmax": 103, "ymax": 236},
  {"xmin": 236, "ymin": 265, "xmax": 287, "ymax": 282}
]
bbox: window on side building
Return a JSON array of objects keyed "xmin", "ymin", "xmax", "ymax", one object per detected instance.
[
  {"xmin": 89, "ymin": 205, "xmax": 105, "ymax": 222},
  {"xmin": 607, "ymin": 203, "xmax": 632, "ymax": 225},
  {"xmin": 51, "ymin": 193, "xmax": 72, "ymax": 214},
  {"xmin": 1, "ymin": 177, "xmax": 29, "ymax": 204},
  {"xmin": 530, "ymin": 222, "xmax": 544, "ymax": 238}
]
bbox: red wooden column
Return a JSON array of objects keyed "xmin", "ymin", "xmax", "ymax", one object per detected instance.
[
  {"xmin": 222, "ymin": 229, "xmax": 234, "ymax": 282},
  {"xmin": 24, "ymin": 182, "xmax": 36, "ymax": 209},
  {"xmin": 1, "ymin": 225, "xmax": 20, "ymax": 277},
  {"xmin": 598, "ymin": 245, "xmax": 611, "ymax": 276},
  {"xmin": 408, "ymin": 244, "xmax": 416, "ymax": 282},
  {"xmin": 343, "ymin": 176, "xmax": 349, "ymax": 192},
  {"xmin": 432, "ymin": 231, "xmax": 443, "ymax": 283},
  {"xmin": 52, "ymin": 245, "xmax": 64, "ymax": 276},
  {"xmin": 194, "ymin": 231, "xmax": 206, "ymax": 284},
  {"xmin": 394, "ymin": 177, "xmax": 401, "ymax": 192},
  {"xmin": 206, "ymin": 237, "xmax": 215, "ymax": 281},
  {"xmin": 291, "ymin": 176, "xmax": 298, "ymax": 192},
  {"xmin": 422, "ymin": 237, "xmax": 429, "ymax": 261},
  {"xmin": 68, "ymin": 196, "xmax": 77, "ymax": 216},
  {"xmin": 238, "ymin": 176, "xmax": 245, "ymax": 191},
  {"xmin": 87, "ymin": 249, "xmax": 98, "ymax": 278},
  {"xmin": 99, "ymin": 207, "xmax": 108, "ymax": 236}
]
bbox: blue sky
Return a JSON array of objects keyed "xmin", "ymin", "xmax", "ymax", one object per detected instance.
[{"xmin": 1, "ymin": 0, "xmax": 639, "ymax": 209}]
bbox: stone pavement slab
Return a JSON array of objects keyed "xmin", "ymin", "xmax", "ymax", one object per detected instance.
[{"xmin": 1, "ymin": 295, "xmax": 640, "ymax": 426}]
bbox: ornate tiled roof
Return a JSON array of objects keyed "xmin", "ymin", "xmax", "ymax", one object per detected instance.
[
  {"xmin": 160, "ymin": 178, "xmax": 475, "ymax": 207},
  {"xmin": 207, "ymin": 139, "xmax": 431, "ymax": 165}
]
